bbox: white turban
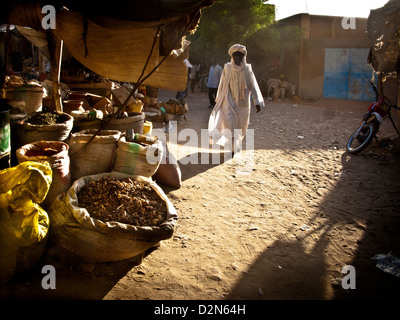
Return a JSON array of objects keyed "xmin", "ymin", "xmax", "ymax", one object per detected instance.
[
  {"xmin": 227, "ymin": 44, "xmax": 248, "ymax": 102},
  {"xmin": 228, "ymin": 44, "xmax": 247, "ymax": 57}
]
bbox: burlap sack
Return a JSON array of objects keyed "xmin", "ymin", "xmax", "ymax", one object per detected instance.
[
  {"xmin": 47, "ymin": 172, "xmax": 177, "ymax": 263},
  {"xmin": 68, "ymin": 129, "xmax": 121, "ymax": 182}
]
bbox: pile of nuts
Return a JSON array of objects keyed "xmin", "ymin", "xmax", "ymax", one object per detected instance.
[{"xmin": 77, "ymin": 177, "xmax": 167, "ymax": 226}]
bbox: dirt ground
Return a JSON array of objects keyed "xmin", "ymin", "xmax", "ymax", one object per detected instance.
[{"xmin": 1, "ymin": 87, "xmax": 400, "ymax": 302}]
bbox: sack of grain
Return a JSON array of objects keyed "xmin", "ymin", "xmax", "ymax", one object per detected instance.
[{"xmin": 47, "ymin": 172, "xmax": 177, "ymax": 263}]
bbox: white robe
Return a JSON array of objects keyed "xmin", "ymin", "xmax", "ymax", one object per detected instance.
[{"xmin": 208, "ymin": 62, "xmax": 265, "ymax": 152}]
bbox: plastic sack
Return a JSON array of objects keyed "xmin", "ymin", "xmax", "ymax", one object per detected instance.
[
  {"xmin": 113, "ymin": 135, "xmax": 163, "ymax": 178},
  {"xmin": 47, "ymin": 172, "xmax": 177, "ymax": 263},
  {"xmin": 0, "ymin": 161, "xmax": 52, "ymax": 285},
  {"xmin": 371, "ymin": 253, "xmax": 400, "ymax": 278}
]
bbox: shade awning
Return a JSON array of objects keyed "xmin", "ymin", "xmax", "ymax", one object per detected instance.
[{"xmin": 2, "ymin": 0, "xmax": 215, "ymax": 90}]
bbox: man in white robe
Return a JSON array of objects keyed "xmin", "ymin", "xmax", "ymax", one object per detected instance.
[{"xmin": 208, "ymin": 44, "xmax": 264, "ymax": 155}]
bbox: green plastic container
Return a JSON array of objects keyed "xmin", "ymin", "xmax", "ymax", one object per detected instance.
[{"xmin": 0, "ymin": 100, "xmax": 11, "ymax": 169}]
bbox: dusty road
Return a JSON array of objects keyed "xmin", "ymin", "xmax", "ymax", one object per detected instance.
[{"xmin": 1, "ymin": 88, "xmax": 400, "ymax": 302}]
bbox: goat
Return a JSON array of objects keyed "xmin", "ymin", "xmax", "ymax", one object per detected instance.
[{"xmin": 265, "ymin": 78, "xmax": 296, "ymax": 100}]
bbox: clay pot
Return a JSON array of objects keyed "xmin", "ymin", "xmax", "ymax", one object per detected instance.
[
  {"xmin": 67, "ymin": 91, "xmax": 88, "ymax": 100},
  {"xmin": 62, "ymin": 100, "xmax": 84, "ymax": 114}
]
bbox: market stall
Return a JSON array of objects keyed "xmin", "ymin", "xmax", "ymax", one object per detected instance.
[{"xmin": 0, "ymin": 0, "xmax": 215, "ymax": 285}]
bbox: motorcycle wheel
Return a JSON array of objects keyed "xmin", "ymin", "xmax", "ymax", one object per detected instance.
[{"xmin": 346, "ymin": 122, "xmax": 376, "ymax": 154}]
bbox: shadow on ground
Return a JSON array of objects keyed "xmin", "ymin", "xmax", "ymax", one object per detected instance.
[{"xmin": 228, "ymin": 148, "xmax": 400, "ymax": 299}]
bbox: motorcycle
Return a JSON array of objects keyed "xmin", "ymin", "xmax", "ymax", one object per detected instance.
[{"xmin": 346, "ymin": 81, "xmax": 400, "ymax": 154}]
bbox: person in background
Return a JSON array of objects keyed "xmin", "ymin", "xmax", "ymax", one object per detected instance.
[
  {"xmin": 189, "ymin": 63, "xmax": 198, "ymax": 93},
  {"xmin": 176, "ymin": 59, "xmax": 191, "ymax": 101},
  {"xmin": 208, "ymin": 44, "xmax": 264, "ymax": 155},
  {"xmin": 206, "ymin": 58, "xmax": 222, "ymax": 108},
  {"xmin": 197, "ymin": 59, "xmax": 208, "ymax": 92}
]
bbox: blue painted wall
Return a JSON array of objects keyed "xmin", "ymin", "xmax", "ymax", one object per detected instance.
[{"xmin": 323, "ymin": 48, "xmax": 377, "ymax": 101}]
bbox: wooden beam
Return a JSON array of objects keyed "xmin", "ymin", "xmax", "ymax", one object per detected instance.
[
  {"xmin": 1, "ymin": 24, "xmax": 11, "ymax": 97},
  {"xmin": 46, "ymin": 30, "xmax": 63, "ymax": 112}
]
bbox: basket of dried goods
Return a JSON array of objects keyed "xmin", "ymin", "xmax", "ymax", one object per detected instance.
[
  {"xmin": 47, "ymin": 172, "xmax": 177, "ymax": 263},
  {"xmin": 15, "ymin": 111, "xmax": 73, "ymax": 150}
]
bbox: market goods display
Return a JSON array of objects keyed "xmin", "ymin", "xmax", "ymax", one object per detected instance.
[
  {"xmin": 102, "ymin": 111, "xmax": 145, "ymax": 134},
  {"xmin": 25, "ymin": 111, "xmax": 70, "ymax": 125},
  {"xmin": 15, "ymin": 111, "xmax": 73, "ymax": 149},
  {"xmin": 11, "ymin": 83, "xmax": 44, "ymax": 115},
  {"xmin": 68, "ymin": 129, "xmax": 121, "ymax": 182},
  {"xmin": 157, "ymin": 99, "xmax": 188, "ymax": 115},
  {"xmin": 0, "ymin": 161, "xmax": 52, "ymax": 285},
  {"xmin": 113, "ymin": 135, "xmax": 163, "ymax": 178},
  {"xmin": 77, "ymin": 177, "xmax": 167, "ymax": 226},
  {"xmin": 16, "ymin": 141, "xmax": 71, "ymax": 209},
  {"xmin": 48, "ymin": 172, "xmax": 177, "ymax": 262}
]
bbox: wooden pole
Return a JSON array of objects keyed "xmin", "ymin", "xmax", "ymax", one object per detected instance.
[
  {"xmin": 1, "ymin": 24, "xmax": 11, "ymax": 98},
  {"xmin": 47, "ymin": 30, "xmax": 63, "ymax": 112}
]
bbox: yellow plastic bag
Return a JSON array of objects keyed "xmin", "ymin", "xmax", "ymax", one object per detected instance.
[{"xmin": 0, "ymin": 161, "xmax": 52, "ymax": 285}]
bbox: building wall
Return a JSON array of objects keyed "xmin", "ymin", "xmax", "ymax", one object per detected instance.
[
  {"xmin": 301, "ymin": 38, "xmax": 370, "ymax": 99},
  {"xmin": 279, "ymin": 14, "xmax": 372, "ymax": 100}
]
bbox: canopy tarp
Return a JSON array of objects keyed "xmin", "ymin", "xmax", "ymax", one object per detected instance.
[
  {"xmin": 2, "ymin": 0, "xmax": 215, "ymax": 90},
  {"xmin": 367, "ymin": 0, "xmax": 400, "ymax": 80}
]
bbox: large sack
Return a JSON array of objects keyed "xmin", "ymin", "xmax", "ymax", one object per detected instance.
[
  {"xmin": 113, "ymin": 135, "xmax": 163, "ymax": 178},
  {"xmin": 47, "ymin": 172, "xmax": 177, "ymax": 263},
  {"xmin": 68, "ymin": 129, "xmax": 121, "ymax": 182},
  {"xmin": 15, "ymin": 112, "xmax": 73, "ymax": 149},
  {"xmin": 152, "ymin": 148, "xmax": 182, "ymax": 189},
  {"xmin": 16, "ymin": 140, "xmax": 71, "ymax": 209},
  {"xmin": 0, "ymin": 161, "xmax": 52, "ymax": 284}
]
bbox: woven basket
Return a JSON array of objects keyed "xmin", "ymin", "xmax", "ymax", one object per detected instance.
[{"xmin": 13, "ymin": 84, "xmax": 44, "ymax": 115}]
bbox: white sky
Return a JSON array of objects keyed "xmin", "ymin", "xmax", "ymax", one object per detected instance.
[{"xmin": 267, "ymin": 0, "xmax": 389, "ymax": 20}]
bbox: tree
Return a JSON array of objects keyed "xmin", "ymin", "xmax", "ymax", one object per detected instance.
[
  {"xmin": 246, "ymin": 23, "xmax": 304, "ymax": 81},
  {"xmin": 188, "ymin": 0, "xmax": 274, "ymax": 64},
  {"xmin": 187, "ymin": 0, "xmax": 303, "ymax": 81}
]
